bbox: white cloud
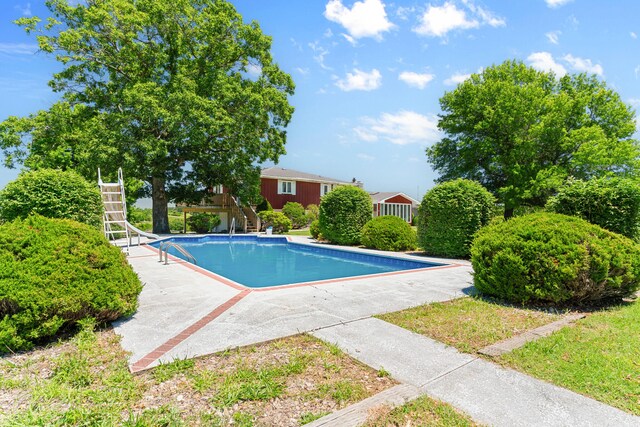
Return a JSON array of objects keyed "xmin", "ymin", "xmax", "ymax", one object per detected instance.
[
  {"xmin": 527, "ymin": 51, "xmax": 567, "ymax": 76},
  {"xmin": 414, "ymin": 1, "xmax": 505, "ymax": 38},
  {"xmin": 295, "ymin": 67, "xmax": 309, "ymax": 75},
  {"xmin": 398, "ymin": 71, "xmax": 435, "ymax": 89},
  {"xmin": 546, "ymin": 0, "xmax": 573, "ymax": 8},
  {"xmin": 562, "ymin": 54, "xmax": 604, "ymax": 76},
  {"xmin": 357, "ymin": 153, "xmax": 375, "ymax": 161},
  {"xmin": 635, "ymin": 65, "xmax": 640, "ymax": 79},
  {"xmin": 414, "ymin": 2, "xmax": 478, "ymax": 37},
  {"xmin": 309, "ymin": 42, "xmax": 332, "ymax": 70},
  {"xmin": 336, "ymin": 68, "xmax": 382, "ymax": 91},
  {"xmin": 631, "ymin": 32, "xmax": 638, "ymax": 39},
  {"xmin": 628, "ymin": 98, "xmax": 640, "ymax": 108},
  {"xmin": 14, "ymin": 2, "xmax": 31, "ymax": 16},
  {"xmin": 545, "ymin": 30, "xmax": 561, "ymax": 44},
  {"xmin": 0, "ymin": 43, "xmax": 38, "ymax": 55},
  {"xmin": 341, "ymin": 33, "xmax": 357, "ymax": 45},
  {"xmin": 324, "ymin": 0, "xmax": 394, "ymax": 40},
  {"xmin": 462, "ymin": 0, "xmax": 506, "ymax": 28},
  {"xmin": 396, "ymin": 6, "xmax": 416, "ymax": 20},
  {"xmin": 444, "ymin": 72, "xmax": 472, "ymax": 86},
  {"xmin": 355, "ymin": 111, "xmax": 440, "ymax": 145}
]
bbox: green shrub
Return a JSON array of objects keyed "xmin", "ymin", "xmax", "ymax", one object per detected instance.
[
  {"xmin": 169, "ymin": 217, "xmax": 185, "ymax": 232},
  {"xmin": 361, "ymin": 216, "xmax": 417, "ymax": 251},
  {"xmin": 471, "ymin": 212, "xmax": 640, "ymax": 305},
  {"xmin": 0, "ymin": 215, "xmax": 142, "ymax": 352},
  {"xmin": 0, "ymin": 169, "xmax": 103, "ymax": 228},
  {"xmin": 319, "ymin": 186, "xmax": 372, "ymax": 245},
  {"xmin": 187, "ymin": 212, "xmax": 221, "ymax": 233},
  {"xmin": 310, "ymin": 219, "xmax": 321, "ymax": 239},
  {"xmin": 128, "ymin": 206, "xmax": 152, "ymax": 223},
  {"xmin": 282, "ymin": 202, "xmax": 307, "ymax": 229},
  {"xmin": 546, "ymin": 177, "xmax": 640, "ymax": 240},
  {"xmin": 134, "ymin": 221, "xmax": 153, "ymax": 233},
  {"xmin": 306, "ymin": 204, "xmax": 319, "ymax": 223},
  {"xmin": 258, "ymin": 211, "xmax": 291, "ymax": 233},
  {"xmin": 418, "ymin": 179, "xmax": 496, "ymax": 258},
  {"xmin": 256, "ymin": 197, "xmax": 273, "ymax": 213}
]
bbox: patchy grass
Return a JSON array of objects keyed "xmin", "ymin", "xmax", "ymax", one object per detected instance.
[
  {"xmin": 500, "ymin": 301, "xmax": 640, "ymax": 415},
  {"xmin": 378, "ymin": 297, "xmax": 562, "ymax": 353},
  {"xmin": 363, "ymin": 395, "xmax": 479, "ymax": 427},
  {"xmin": 0, "ymin": 327, "xmax": 396, "ymax": 426}
]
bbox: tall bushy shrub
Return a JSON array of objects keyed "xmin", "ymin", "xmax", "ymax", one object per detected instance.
[
  {"xmin": 546, "ymin": 177, "xmax": 640, "ymax": 240},
  {"xmin": 258, "ymin": 211, "xmax": 291, "ymax": 233},
  {"xmin": 361, "ymin": 216, "xmax": 417, "ymax": 251},
  {"xmin": 256, "ymin": 196, "xmax": 273, "ymax": 213},
  {"xmin": 471, "ymin": 213, "xmax": 640, "ymax": 305},
  {"xmin": 282, "ymin": 201, "xmax": 307, "ymax": 229},
  {"xmin": 0, "ymin": 169, "xmax": 103, "ymax": 228},
  {"xmin": 319, "ymin": 185, "xmax": 372, "ymax": 245},
  {"xmin": 418, "ymin": 179, "xmax": 495, "ymax": 258},
  {"xmin": 305, "ymin": 203, "xmax": 319, "ymax": 224},
  {"xmin": 0, "ymin": 215, "xmax": 142, "ymax": 352}
]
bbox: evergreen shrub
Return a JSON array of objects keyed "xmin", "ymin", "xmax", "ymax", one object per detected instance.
[
  {"xmin": 417, "ymin": 179, "xmax": 495, "ymax": 258},
  {"xmin": 310, "ymin": 219, "xmax": 321, "ymax": 239},
  {"xmin": 471, "ymin": 212, "xmax": 640, "ymax": 305},
  {"xmin": 258, "ymin": 211, "xmax": 291, "ymax": 233},
  {"xmin": 0, "ymin": 215, "xmax": 142, "ymax": 352},
  {"xmin": 0, "ymin": 169, "xmax": 103, "ymax": 228},
  {"xmin": 282, "ymin": 202, "xmax": 307, "ymax": 229},
  {"xmin": 361, "ymin": 216, "xmax": 417, "ymax": 251},
  {"xmin": 546, "ymin": 177, "xmax": 640, "ymax": 240},
  {"xmin": 305, "ymin": 204, "xmax": 319, "ymax": 224},
  {"xmin": 256, "ymin": 197, "xmax": 272, "ymax": 213},
  {"xmin": 319, "ymin": 186, "xmax": 372, "ymax": 245},
  {"xmin": 187, "ymin": 212, "xmax": 221, "ymax": 233}
]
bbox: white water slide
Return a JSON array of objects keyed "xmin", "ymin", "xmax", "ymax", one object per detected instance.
[{"xmin": 98, "ymin": 168, "xmax": 159, "ymax": 250}]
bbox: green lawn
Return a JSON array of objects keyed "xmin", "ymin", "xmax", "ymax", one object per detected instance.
[
  {"xmin": 0, "ymin": 323, "xmax": 398, "ymax": 426},
  {"xmin": 378, "ymin": 297, "xmax": 562, "ymax": 353},
  {"xmin": 286, "ymin": 229, "xmax": 311, "ymax": 237},
  {"xmin": 500, "ymin": 300, "xmax": 640, "ymax": 415},
  {"xmin": 362, "ymin": 395, "xmax": 480, "ymax": 427}
]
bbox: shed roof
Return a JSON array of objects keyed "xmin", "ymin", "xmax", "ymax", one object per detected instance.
[
  {"xmin": 261, "ymin": 167, "xmax": 352, "ymax": 185},
  {"xmin": 369, "ymin": 192, "xmax": 419, "ymax": 206}
]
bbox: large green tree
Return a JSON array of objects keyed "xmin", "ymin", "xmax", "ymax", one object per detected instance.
[
  {"xmin": 0, "ymin": 0, "xmax": 295, "ymax": 233},
  {"xmin": 427, "ymin": 60, "xmax": 639, "ymax": 218}
]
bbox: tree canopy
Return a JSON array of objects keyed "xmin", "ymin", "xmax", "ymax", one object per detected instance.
[
  {"xmin": 427, "ymin": 60, "xmax": 639, "ymax": 217},
  {"xmin": 0, "ymin": 0, "xmax": 295, "ymax": 232}
]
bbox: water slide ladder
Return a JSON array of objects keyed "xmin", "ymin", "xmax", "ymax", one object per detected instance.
[{"xmin": 98, "ymin": 168, "xmax": 159, "ymax": 252}]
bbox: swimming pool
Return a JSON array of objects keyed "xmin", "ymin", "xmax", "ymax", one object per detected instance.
[{"xmin": 150, "ymin": 235, "xmax": 444, "ymax": 288}]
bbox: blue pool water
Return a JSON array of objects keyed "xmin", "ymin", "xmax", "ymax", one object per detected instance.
[{"xmin": 150, "ymin": 235, "xmax": 443, "ymax": 288}]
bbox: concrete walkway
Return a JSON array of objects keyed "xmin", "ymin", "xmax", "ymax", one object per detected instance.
[{"xmin": 311, "ymin": 318, "xmax": 639, "ymax": 427}]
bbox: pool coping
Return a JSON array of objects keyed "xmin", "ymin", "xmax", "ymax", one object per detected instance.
[{"xmin": 144, "ymin": 234, "xmax": 464, "ymax": 292}]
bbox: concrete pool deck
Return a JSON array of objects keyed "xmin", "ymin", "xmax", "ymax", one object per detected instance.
[
  {"xmin": 115, "ymin": 235, "xmax": 473, "ymax": 371},
  {"xmin": 114, "ymin": 235, "xmax": 639, "ymax": 426}
]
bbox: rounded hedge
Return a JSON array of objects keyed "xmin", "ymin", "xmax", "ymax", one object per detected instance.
[
  {"xmin": 0, "ymin": 169, "xmax": 103, "ymax": 228},
  {"xmin": 418, "ymin": 179, "xmax": 496, "ymax": 258},
  {"xmin": 187, "ymin": 212, "xmax": 221, "ymax": 233},
  {"xmin": 546, "ymin": 177, "xmax": 640, "ymax": 240},
  {"xmin": 319, "ymin": 185, "xmax": 372, "ymax": 245},
  {"xmin": 258, "ymin": 211, "xmax": 291, "ymax": 233},
  {"xmin": 310, "ymin": 219, "xmax": 321, "ymax": 239},
  {"xmin": 282, "ymin": 201, "xmax": 307, "ymax": 229},
  {"xmin": 471, "ymin": 212, "xmax": 640, "ymax": 305},
  {"xmin": 0, "ymin": 215, "xmax": 142, "ymax": 352},
  {"xmin": 361, "ymin": 216, "xmax": 417, "ymax": 251}
]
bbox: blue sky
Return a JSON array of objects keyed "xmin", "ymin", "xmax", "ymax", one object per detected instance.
[{"xmin": 1, "ymin": 0, "xmax": 639, "ymax": 201}]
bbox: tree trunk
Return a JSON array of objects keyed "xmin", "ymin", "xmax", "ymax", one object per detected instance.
[
  {"xmin": 152, "ymin": 176, "xmax": 170, "ymax": 234},
  {"xmin": 504, "ymin": 207, "xmax": 515, "ymax": 220}
]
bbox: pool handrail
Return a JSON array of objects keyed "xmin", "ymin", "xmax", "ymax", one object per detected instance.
[{"xmin": 158, "ymin": 241, "xmax": 197, "ymax": 265}]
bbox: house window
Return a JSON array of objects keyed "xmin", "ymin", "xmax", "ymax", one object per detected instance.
[
  {"xmin": 321, "ymin": 183, "xmax": 330, "ymax": 196},
  {"xmin": 278, "ymin": 180, "xmax": 296, "ymax": 195}
]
